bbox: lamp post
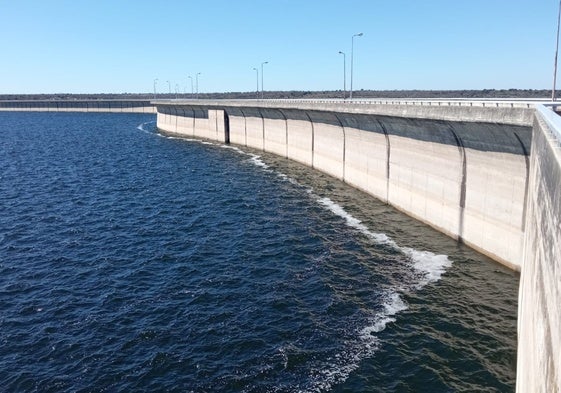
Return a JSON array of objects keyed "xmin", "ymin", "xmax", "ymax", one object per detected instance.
[
  {"xmin": 196, "ymin": 72, "xmax": 201, "ymax": 100},
  {"xmin": 253, "ymin": 67, "xmax": 259, "ymax": 99},
  {"xmin": 261, "ymin": 61, "xmax": 268, "ymax": 100},
  {"xmin": 166, "ymin": 80, "xmax": 171, "ymax": 95},
  {"xmin": 553, "ymin": 0, "xmax": 561, "ymax": 101},
  {"xmin": 175, "ymin": 84, "xmax": 179, "ymax": 99},
  {"xmin": 350, "ymin": 32, "xmax": 363, "ymax": 100},
  {"xmin": 338, "ymin": 51, "xmax": 346, "ymax": 100},
  {"xmin": 188, "ymin": 76, "xmax": 194, "ymax": 97},
  {"xmin": 153, "ymin": 78, "xmax": 158, "ymax": 99}
]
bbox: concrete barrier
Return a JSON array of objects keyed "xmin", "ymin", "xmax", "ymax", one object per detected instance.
[
  {"xmin": 157, "ymin": 103, "xmax": 530, "ymax": 270},
  {"xmin": 0, "ymin": 100, "xmax": 156, "ymax": 113},
  {"xmin": 154, "ymin": 100, "xmax": 560, "ymax": 391},
  {"xmin": 517, "ymin": 105, "xmax": 561, "ymax": 393}
]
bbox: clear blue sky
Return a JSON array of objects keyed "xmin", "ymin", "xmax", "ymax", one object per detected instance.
[{"xmin": 0, "ymin": 0, "xmax": 559, "ymax": 94}]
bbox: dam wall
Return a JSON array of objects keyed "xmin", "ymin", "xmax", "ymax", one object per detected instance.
[
  {"xmin": 155, "ymin": 102, "xmax": 533, "ymax": 271},
  {"xmin": 517, "ymin": 105, "xmax": 561, "ymax": 393},
  {"xmin": 156, "ymin": 100, "xmax": 559, "ymax": 391},
  {"xmin": 0, "ymin": 100, "xmax": 156, "ymax": 113}
]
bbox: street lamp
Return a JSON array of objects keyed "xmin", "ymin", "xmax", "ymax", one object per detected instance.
[
  {"xmin": 196, "ymin": 72, "xmax": 201, "ymax": 100},
  {"xmin": 338, "ymin": 51, "xmax": 346, "ymax": 100},
  {"xmin": 350, "ymin": 32, "xmax": 363, "ymax": 100},
  {"xmin": 261, "ymin": 61, "xmax": 268, "ymax": 100},
  {"xmin": 175, "ymin": 84, "xmax": 179, "ymax": 99},
  {"xmin": 166, "ymin": 80, "xmax": 171, "ymax": 95},
  {"xmin": 153, "ymin": 78, "xmax": 158, "ymax": 99},
  {"xmin": 188, "ymin": 76, "xmax": 194, "ymax": 97},
  {"xmin": 253, "ymin": 67, "xmax": 259, "ymax": 99},
  {"xmin": 553, "ymin": 0, "xmax": 561, "ymax": 101}
]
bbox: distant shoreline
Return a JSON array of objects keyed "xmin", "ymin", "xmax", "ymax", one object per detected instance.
[{"xmin": 0, "ymin": 88, "xmax": 552, "ymax": 101}]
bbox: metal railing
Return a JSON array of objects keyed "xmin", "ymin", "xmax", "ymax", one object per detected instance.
[
  {"xmin": 265, "ymin": 98, "xmax": 546, "ymax": 109},
  {"xmin": 152, "ymin": 97, "xmax": 547, "ymax": 109}
]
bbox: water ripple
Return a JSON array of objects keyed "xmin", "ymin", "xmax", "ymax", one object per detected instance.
[{"xmin": 0, "ymin": 112, "xmax": 517, "ymax": 392}]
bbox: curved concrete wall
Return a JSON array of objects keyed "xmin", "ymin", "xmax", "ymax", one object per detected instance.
[
  {"xmin": 157, "ymin": 101, "xmax": 561, "ymax": 390},
  {"xmin": 156, "ymin": 104, "xmax": 531, "ymax": 270},
  {"xmin": 156, "ymin": 105, "xmax": 228, "ymax": 143},
  {"xmin": 0, "ymin": 100, "xmax": 156, "ymax": 113},
  {"xmin": 517, "ymin": 106, "xmax": 561, "ymax": 393}
]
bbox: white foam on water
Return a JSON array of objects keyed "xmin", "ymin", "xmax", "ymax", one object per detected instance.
[
  {"xmin": 402, "ymin": 247, "xmax": 453, "ymax": 289},
  {"xmin": 247, "ymin": 154, "xmax": 269, "ymax": 169},
  {"xmin": 361, "ymin": 291, "xmax": 409, "ymax": 338},
  {"xmin": 216, "ymin": 144, "xmax": 270, "ymax": 170},
  {"xmin": 316, "ymin": 197, "xmax": 397, "ymax": 247},
  {"xmin": 302, "ymin": 196, "xmax": 453, "ymax": 391},
  {"xmin": 302, "ymin": 291, "xmax": 410, "ymax": 392},
  {"xmin": 315, "ymin": 197, "xmax": 452, "ymax": 289},
  {"xmin": 136, "ymin": 120, "xmax": 156, "ymax": 134},
  {"xmin": 220, "ymin": 145, "xmax": 245, "ymax": 155},
  {"xmin": 133, "ymin": 133, "xmax": 452, "ymax": 390}
]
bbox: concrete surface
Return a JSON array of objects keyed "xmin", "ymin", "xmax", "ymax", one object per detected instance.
[
  {"xmin": 0, "ymin": 100, "xmax": 156, "ymax": 113},
  {"xmin": 154, "ymin": 102, "xmax": 533, "ymax": 270},
  {"xmin": 517, "ymin": 105, "xmax": 561, "ymax": 393},
  {"xmin": 154, "ymin": 100, "xmax": 559, "ymax": 391}
]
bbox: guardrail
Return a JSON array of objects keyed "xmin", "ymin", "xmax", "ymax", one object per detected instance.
[
  {"xmin": 154, "ymin": 98, "xmax": 548, "ymax": 109},
  {"xmin": 538, "ymin": 104, "xmax": 561, "ymax": 146},
  {"xmin": 265, "ymin": 98, "xmax": 545, "ymax": 108}
]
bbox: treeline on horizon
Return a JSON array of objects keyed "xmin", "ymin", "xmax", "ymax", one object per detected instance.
[{"xmin": 0, "ymin": 89, "xmax": 551, "ymax": 101}]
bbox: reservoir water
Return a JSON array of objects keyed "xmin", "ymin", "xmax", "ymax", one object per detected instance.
[{"xmin": 0, "ymin": 112, "xmax": 518, "ymax": 392}]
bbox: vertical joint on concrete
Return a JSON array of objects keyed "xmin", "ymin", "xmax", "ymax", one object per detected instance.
[
  {"xmin": 447, "ymin": 124, "xmax": 467, "ymax": 242},
  {"xmin": 333, "ymin": 113, "xmax": 346, "ymax": 182},
  {"xmin": 304, "ymin": 111, "xmax": 315, "ymax": 169},
  {"xmin": 513, "ymin": 131, "xmax": 530, "ymax": 232},
  {"xmin": 278, "ymin": 109, "xmax": 289, "ymax": 159},
  {"xmin": 376, "ymin": 119, "xmax": 391, "ymax": 204},
  {"xmin": 223, "ymin": 109, "xmax": 231, "ymax": 144}
]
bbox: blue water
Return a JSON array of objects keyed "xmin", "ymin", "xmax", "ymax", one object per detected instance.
[{"xmin": 0, "ymin": 112, "xmax": 518, "ymax": 392}]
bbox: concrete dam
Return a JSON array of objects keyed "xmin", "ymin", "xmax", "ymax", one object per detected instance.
[
  {"xmin": 0, "ymin": 99, "xmax": 155, "ymax": 113},
  {"xmin": 155, "ymin": 100, "xmax": 535, "ymax": 270},
  {"xmin": 153, "ymin": 98, "xmax": 560, "ymax": 393},
  {"xmin": 0, "ymin": 98, "xmax": 558, "ymax": 391}
]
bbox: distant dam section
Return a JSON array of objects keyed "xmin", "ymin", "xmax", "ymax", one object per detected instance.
[{"xmin": 0, "ymin": 99, "xmax": 156, "ymax": 113}]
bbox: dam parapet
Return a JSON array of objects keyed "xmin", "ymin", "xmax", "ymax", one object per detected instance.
[
  {"xmin": 0, "ymin": 99, "xmax": 155, "ymax": 113},
  {"xmin": 517, "ymin": 104, "xmax": 561, "ymax": 393}
]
